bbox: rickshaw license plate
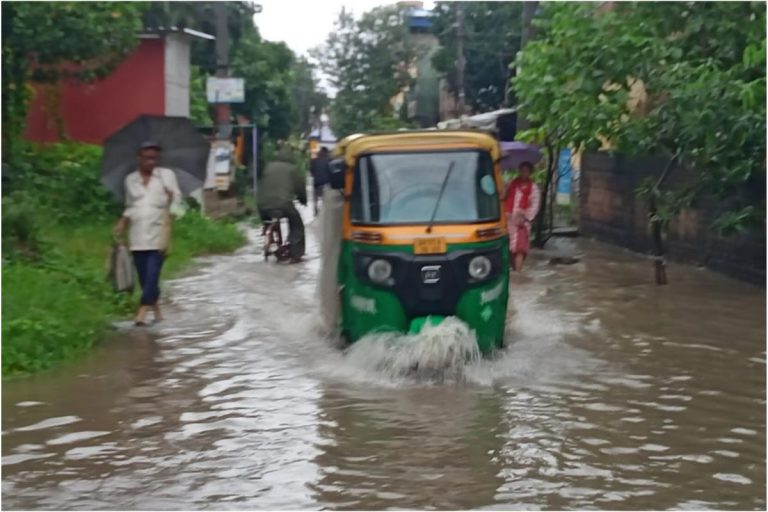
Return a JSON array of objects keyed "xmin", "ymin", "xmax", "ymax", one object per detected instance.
[{"xmin": 414, "ymin": 237, "xmax": 447, "ymax": 255}]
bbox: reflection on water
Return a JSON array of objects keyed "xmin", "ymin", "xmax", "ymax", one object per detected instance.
[
  {"xmin": 310, "ymin": 386, "xmax": 505, "ymax": 510},
  {"xmin": 2, "ymin": 218, "xmax": 765, "ymax": 510}
]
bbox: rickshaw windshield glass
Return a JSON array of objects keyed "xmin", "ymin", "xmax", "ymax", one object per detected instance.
[{"xmin": 351, "ymin": 150, "xmax": 499, "ymax": 225}]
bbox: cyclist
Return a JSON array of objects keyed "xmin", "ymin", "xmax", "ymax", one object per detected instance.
[{"xmin": 257, "ymin": 142, "xmax": 307, "ymax": 263}]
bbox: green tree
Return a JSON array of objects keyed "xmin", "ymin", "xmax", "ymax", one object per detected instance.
[
  {"xmin": 231, "ymin": 30, "xmax": 297, "ymax": 140},
  {"xmin": 314, "ymin": 6, "xmax": 423, "ymax": 137},
  {"xmin": 512, "ymin": 1, "xmax": 766, "ymax": 275},
  {"xmin": 431, "ymin": 1, "xmax": 522, "ymax": 112},
  {"xmin": 2, "ymin": 2, "xmax": 145, "ymax": 147},
  {"xmin": 291, "ymin": 57, "xmax": 329, "ymax": 136},
  {"xmin": 189, "ymin": 65, "xmax": 212, "ymax": 126}
]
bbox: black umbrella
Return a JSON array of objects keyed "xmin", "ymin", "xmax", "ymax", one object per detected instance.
[{"xmin": 101, "ymin": 115, "xmax": 210, "ymax": 201}]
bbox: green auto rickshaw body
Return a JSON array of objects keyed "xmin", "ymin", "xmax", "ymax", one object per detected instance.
[{"xmin": 338, "ymin": 239, "xmax": 509, "ymax": 353}]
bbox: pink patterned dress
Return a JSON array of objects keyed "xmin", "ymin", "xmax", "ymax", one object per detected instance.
[{"xmin": 505, "ymin": 178, "xmax": 541, "ymax": 255}]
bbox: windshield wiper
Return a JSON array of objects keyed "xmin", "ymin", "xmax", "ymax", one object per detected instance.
[{"xmin": 426, "ymin": 160, "xmax": 455, "ymax": 233}]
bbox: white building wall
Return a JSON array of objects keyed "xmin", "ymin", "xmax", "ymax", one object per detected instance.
[{"xmin": 164, "ymin": 33, "xmax": 191, "ymax": 117}]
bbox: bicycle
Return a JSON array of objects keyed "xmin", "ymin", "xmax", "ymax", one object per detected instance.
[{"xmin": 262, "ymin": 210, "xmax": 291, "ymax": 262}]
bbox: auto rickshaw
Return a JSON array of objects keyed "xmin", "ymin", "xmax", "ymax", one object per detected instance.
[{"xmin": 318, "ymin": 130, "xmax": 509, "ymax": 354}]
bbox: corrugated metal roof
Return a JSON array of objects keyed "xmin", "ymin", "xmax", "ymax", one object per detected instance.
[{"xmin": 139, "ymin": 27, "xmax": 215, "ymax": 40}]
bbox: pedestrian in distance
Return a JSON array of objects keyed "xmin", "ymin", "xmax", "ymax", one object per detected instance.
[
  {"xmin": 310, "ymin": 146, "xmax": 331, "ymax": 216},
  {"xmin": 113, "ymin": 142, "xmax": 182, "ymax": 325},
  {"xmin": 505, "ymin": 161, "xmax": 541, "ymax": 272}
]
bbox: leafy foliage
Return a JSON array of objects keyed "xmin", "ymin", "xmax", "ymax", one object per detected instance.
[
  {"xmin": 4, "ymin": 142, "xmax": 120, "ymax": 225},
  {"xmin": 512, "ymin": 2, "xmax": 766, "ymax": 232},
  {"xmin": 5, "ymin": 2, "xmax": 144, "ymax": 82},
  {"xmin": 291, "ymin": 57, "xmax": 330, "ymax": 136},
  {"xmin": 431, "ymin": 1, "xmax": 522, "ymax": 112},
  {"xmin": 2, "ymin": 142, "xmax": 119, "ymax": 264},
  {"xmin": 190, "ymin": 65, "xmax": 212, "ymax": 126},
  {"xmin": 3, "ymin": 261, "xmax": 114, "ymax": 375},
  {"xmin": 313, "ymin": 6, "xmax": 424, "ymax": 137},
  {"xmin": 1, "ymin": 2, "xmax": 144, "ymax": 146},
  {"xmin": 231, "ymin": 31, "xmax": 298, "ymax": 140},
  {"xmin": 2, "ymin": 191, "xmax": 43, "ymax": 261}
]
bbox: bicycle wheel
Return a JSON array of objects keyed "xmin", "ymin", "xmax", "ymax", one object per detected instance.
[{"xmin": 263, "ymin": 223, "xmax": 275, "ymax": 261}]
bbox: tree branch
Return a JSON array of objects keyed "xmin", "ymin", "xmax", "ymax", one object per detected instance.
[{"xmin": 648, "ymin": 149, "xmax": 681, "ymax": 285}]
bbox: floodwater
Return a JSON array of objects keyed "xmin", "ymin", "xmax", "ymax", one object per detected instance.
[{"xmin": 2, "ymin": 212, "xmax": 765, "ymax": 510}]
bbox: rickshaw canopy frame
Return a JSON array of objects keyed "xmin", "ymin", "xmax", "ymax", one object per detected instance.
[{"xmin": 334, "ymin": 130, "xmax": 502, "ymax": 166}]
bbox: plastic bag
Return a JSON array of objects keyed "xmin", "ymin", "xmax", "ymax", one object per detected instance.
[{"xmin": 107, "ymin": 242, "xmax": 135, "ymax": 293}]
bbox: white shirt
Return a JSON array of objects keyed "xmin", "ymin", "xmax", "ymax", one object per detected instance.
[{"xmin": 123, "ymin": 167, "xmax": 182, "ymax": 251}]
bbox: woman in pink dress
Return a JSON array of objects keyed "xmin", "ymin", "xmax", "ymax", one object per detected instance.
[{"xmin": 505, "ymin": 162, "xmax": 541, "ymax": 272}]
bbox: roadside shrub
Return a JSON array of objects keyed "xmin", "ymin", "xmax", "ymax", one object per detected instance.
[
  {"xmin": 9, "ymin": 141, "xmax": 121, "ymax": 223},
  {"xmin": 172, "ymin": 210, "xmax": 246, "ymax": 254},
  {"xmin": 2, "ymin": 191, "xmax": 43, "ymax": 261},
  {"xmin": 2, "ymin": 263, "xmax": 107, "ymax": 375}
]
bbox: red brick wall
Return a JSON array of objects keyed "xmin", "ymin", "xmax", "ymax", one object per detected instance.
[{"xmin": 24, "ymin": 39, "xmax": 165, "ymax": 145}]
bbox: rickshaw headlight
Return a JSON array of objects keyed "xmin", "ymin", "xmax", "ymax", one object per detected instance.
[
  {"xmin": 368, "ymin": 259, "xmax": 393, "ymax": 284},
  {"xmin": 468, "ymin": 256, "xmax": 492, "ymax": 280}
]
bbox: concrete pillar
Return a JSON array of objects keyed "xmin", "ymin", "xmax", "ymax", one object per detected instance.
[{"xmin": 164, "ymin": 33, "xmax": 191, "ymax": 117}]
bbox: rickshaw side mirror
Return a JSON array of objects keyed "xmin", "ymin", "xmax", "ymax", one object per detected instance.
[{"xmin": 329, "ymin": 158, "xmax": 345, "ymax": 190}]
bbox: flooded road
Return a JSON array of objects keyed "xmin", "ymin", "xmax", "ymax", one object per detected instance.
[{"xmin": 3, "ymin": 212, "xmax": 765, "ymax": 510}]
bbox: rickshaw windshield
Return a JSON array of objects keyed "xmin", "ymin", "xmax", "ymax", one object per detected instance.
[{"xmin": 351, "ymin": 150, "xmax": 499, "ymax": 225}]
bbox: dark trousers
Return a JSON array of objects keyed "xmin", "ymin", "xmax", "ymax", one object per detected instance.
[
  {"xmin": 314, "ymin": 185, "xmax": 325, "ymax": 215},
  {"xmin": 132, "ymin": 250, "xmax": 164, "ymax": 306},
  {"xmin": 260, "ymin": 203, "xmax": 305, "ymax": 259}
]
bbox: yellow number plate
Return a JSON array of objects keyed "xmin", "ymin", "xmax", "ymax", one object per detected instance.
[{"xmin": 413, "ymin": 237, "xmax": 447, "ymax": 255}]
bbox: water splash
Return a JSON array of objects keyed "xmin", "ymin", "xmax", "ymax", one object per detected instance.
[
  {"xmin": 322, "ymin": 317, "xmax": 481, "ymax": 385},
  {"xmin": 315, "ymin": 278, "xmax": 599, "ymax": 389}
]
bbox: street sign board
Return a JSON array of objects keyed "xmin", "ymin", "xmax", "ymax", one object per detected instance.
[{"xmin": 206, "ymin": 77, "xmax": 245, "ymax": 103}]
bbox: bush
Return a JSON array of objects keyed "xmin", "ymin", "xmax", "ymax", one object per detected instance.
[
  {"xmin": 2, "ymin": 263, "xmax": 112, "ymax": 375},
  {"xmin": 163, "ymin": 210, "xmax": 246, "ymax": 276},
  {"xmin": 2, "ymin": 191, "xmax": 43, "ymax": 261},
  {"xmin": 6, "ymin": 141, "xmax": 121, "ymax": 224}
]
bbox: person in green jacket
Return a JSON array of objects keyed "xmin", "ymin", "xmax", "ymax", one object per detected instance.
[{"xmin": 257, "ymin": 143, "xmax": 307, "ymax": 263}]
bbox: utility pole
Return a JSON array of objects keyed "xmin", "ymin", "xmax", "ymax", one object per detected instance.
[
  {"xmin": 215, "ymin": 1, "xmax": 231, "ymax": 141},
  {"xmin": 456, "ymin": 2, "xmax": 466, "ymax": 117},
  {"xmin": 520, "ymin": 1, "xmax": 538, "ymax": 47}
]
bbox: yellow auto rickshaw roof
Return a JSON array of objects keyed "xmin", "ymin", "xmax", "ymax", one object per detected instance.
[
  {"xmin": 339, "ymin": 130, "xmax": 501, "ymax": 165},
  {"xmin": 332, "ymin": 133, "xmax": 366, "ymax": 158}
]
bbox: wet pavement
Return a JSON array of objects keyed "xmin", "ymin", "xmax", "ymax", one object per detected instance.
[{"xmin": 2, "ymin": 212, "xmax": 765, "ymax": 510}]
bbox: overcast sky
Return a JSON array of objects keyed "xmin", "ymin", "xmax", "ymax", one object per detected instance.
[{"xmin": 254, "ymin": 0, "xmax": 436, "ymax": 93}]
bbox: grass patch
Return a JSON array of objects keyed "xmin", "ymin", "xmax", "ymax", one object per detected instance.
[
  {"xmin": 2, "ymin": 211, "xmax": 246, "ymax": 378},
  {"xmin": 2, "ymin": 263, "xmax": 117, "ymax": 375}
]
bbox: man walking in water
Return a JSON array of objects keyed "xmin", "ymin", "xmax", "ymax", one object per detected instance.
[
  {"xmin": 113, "ymin": 142, "xmax": 182, "ymax": 325},
  {"xmin": 257, "ymin": 142, "xmax": 307, "ymax": 263},
  {"xmin": 309, "ymin": 146, "xmax": 331, "ymax": 216}
]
